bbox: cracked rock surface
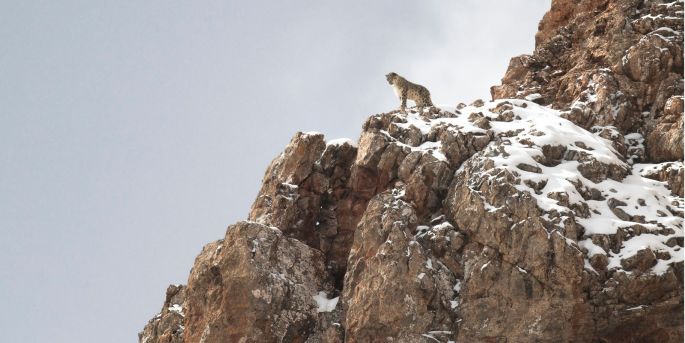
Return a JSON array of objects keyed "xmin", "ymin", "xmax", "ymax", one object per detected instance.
[{"xmin": 140, "ymin": 1, "xmax": 683, "ymax": 342}]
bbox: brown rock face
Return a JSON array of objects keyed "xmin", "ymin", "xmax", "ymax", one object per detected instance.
[
  {"xmin": 184, "ymin": 221, "xmax": 338, "ymax": 343},
  {"xmin": 141, "ymin": 1, "xmax": 684, "ymax": 342},
  {"xmin": 342, "ymin": 190, "xmax": 458, "ymax": 342},
  {"xmin": 645, "ymin": 96, "xmax": 684, "ymax": 162},
  {"xmin": 139, "ymin": 285, "xmax": 186, "ymax": 343},
  {"xmin": 492, "ymin": 0, "xmax": 684, "ymax": 163}
]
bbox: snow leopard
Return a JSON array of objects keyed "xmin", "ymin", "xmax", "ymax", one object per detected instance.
[{"xmin": 385, "ymin": 72, "xmax": 434, "ymax": 113}]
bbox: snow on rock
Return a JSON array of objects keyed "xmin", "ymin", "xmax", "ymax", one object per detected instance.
[
  {"xmin": 167, "ymin": 304, "xmax": 184, "ymax": 316},
  {"xmin": 312, "ymin": 291, "xmax": 339, "ymax": 313},
  {"xmin": 443, "ymin": 99, "xmax": 683, "ymax": 276},
  {"xmin": 370, "ymin": 99, "xmax": 682, "ymax": 277},
  {"xmin": 141, "ymin": 1, "xmax": 684, "ymax": 341}
]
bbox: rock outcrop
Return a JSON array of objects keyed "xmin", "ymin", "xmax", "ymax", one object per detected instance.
[
  {"xmin": 491, "ymin": 0, "xmax": 684, "ymax": 164},
  {"xmin": 139, "ymin": 285, "xmax": 186, "ymax": 343},
  {"xmin": 140, "ymin": 0, "xmax": 683, "ymax": 342}
]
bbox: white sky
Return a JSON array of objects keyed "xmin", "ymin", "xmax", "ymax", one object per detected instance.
[{"xmin": 0, "ymin": 1, "xmax": 549, "ymax": 342}]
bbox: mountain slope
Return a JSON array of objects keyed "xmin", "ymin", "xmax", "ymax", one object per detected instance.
[{"xmin": 140, "ymin": 0, "xmax": 684, "ymax": 342}]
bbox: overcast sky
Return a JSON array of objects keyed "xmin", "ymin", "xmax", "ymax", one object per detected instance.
[{"xmin": 0, "ymin": 1, "xmax": 549, "ymax": 342}]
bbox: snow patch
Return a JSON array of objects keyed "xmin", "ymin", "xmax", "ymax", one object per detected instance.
[
  {"xmin": 168, "ymin": 304, "xmax": 184, "ymax": 316},
  {"xmin": 313, "ymin": 291, "xmax": 339, "ymax": 313}
]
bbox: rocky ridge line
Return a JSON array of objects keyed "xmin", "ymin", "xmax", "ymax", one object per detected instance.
[{"xmin": 140, "ymin": 0, "xmax": 684, "ymax": 342}]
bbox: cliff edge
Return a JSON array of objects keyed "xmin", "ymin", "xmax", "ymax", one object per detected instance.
[{"xmin": 140, "ymin": 1, "xmax": 684, "ymax": 342}]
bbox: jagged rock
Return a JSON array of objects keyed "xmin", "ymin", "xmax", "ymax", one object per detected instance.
[
  {"xmin": 621, "ymin": 248, "xmax": 658, "ymax": 272},
  {"xmin": 183, "ymin": 221, "xmax": 335, "ymax": 343},
  {"xmin": 248, "ymin": 132, "xmax": 359, "ymax": 285},
  {"xmin": 639, "ymin": 161, "xmax": 684, "ymax": 197},
  {"xmin": 471, "ymin": 99, "xmax": 485, "ymax": 107},
  {"xmin": 141, "ymin": 1, "xmax": 684, "ymax": 342},
  {"xmin": 141, "ymin": 102, "xmax": 683, "ymax": 343},
  {"xmin": 645, "ymin": 106, "xmax": 684, "ymax": 162},
  {"xmin": 343, "ymin": 189, "xmax": 458, "ymax": 342},
  {"xmin": 248, "ymin": 132, "xmax": 328, "ymax": 244},
  {"xmin": 623, "ymin": 33, "xmax": 680, "ymax": 83},
  {"xmin": 444, "ymin": 140, "xmax": 591, "ymax": 342},
  {"xmin": 492, "ymin": 0, "xmax": 684, "ymax": 164},
  {"xmin": 139, "ymin": 285, "xmax": 186, "ymax": 343},
  {"xmin": 149, "ymin": 99, "xmax": 683, "ymax": 342}
]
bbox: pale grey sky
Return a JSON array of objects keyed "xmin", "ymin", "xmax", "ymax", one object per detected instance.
[{"xmin": 0, "ymin": 1, "xmax": 549, "ymax": 342}]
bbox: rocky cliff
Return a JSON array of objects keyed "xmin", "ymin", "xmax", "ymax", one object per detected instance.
[{"xmin": 140, "ymin": 0, "xmax": 684, "ymax": 342}]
